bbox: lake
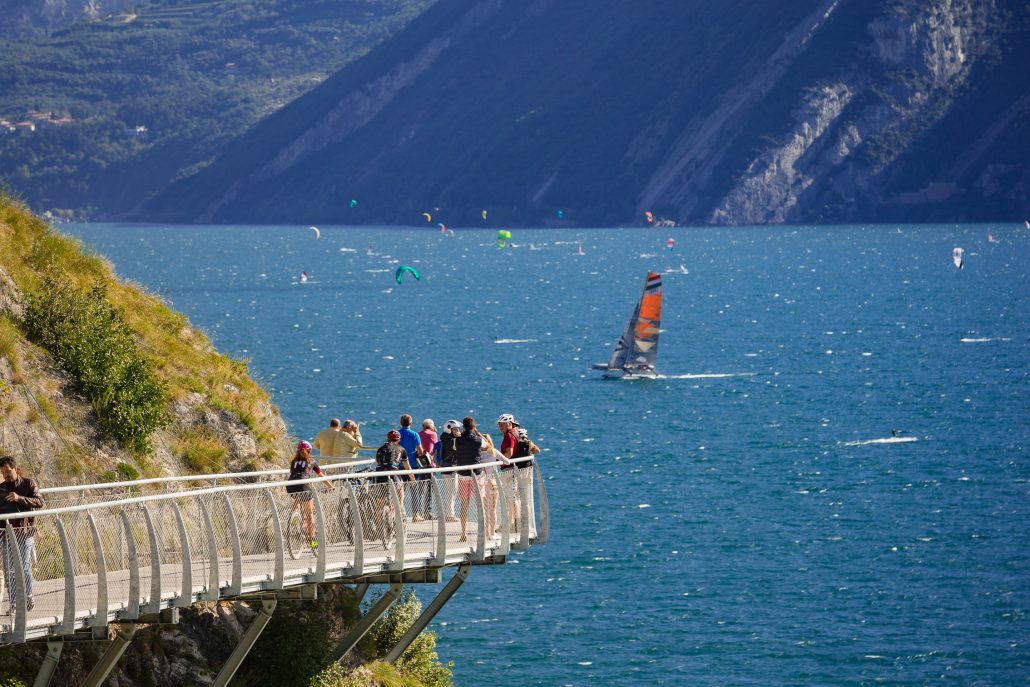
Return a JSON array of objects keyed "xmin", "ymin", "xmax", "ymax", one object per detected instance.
[{"xmin": 63, "ymin": 222, "xmax": 1030, "ymax": 685}]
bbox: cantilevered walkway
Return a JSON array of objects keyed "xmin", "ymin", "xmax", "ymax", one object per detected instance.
[{"xmin": 0, "ymin": 458, "xmax": 548, "ymax": 686}]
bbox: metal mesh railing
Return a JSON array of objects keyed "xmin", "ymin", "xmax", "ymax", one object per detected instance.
[{"xmin": 0, "ymin": 459, "xmax": 544, "ymax": 643}]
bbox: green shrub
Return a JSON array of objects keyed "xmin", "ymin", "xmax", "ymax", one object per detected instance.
[
  {"xmin": 175, "ymin": 429, "xmax": 227, "ymax": 474},
  {"xmin": 22, "ymin": 278, "xmax": 170, "ymax": 453},
  {"xmin": 116, "ymin": 462, "xmax": 140, "ymax": 481},
  {"xmin": 363, "ymin": 589, "xmax": 452, "ymax": 687}
]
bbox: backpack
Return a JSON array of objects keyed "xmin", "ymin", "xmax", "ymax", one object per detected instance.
[{"xmin": 376, "ymin": 444, "xmax": 399, "ymax": 472}]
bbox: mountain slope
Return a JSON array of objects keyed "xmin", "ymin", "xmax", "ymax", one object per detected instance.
[
  {"xmin": 0, "ymin": 0, "xmax": 434, "ymax": 219},
  {"xmin": 145, "ymin": 0, "xmax": 1029, "ymax": 226}
]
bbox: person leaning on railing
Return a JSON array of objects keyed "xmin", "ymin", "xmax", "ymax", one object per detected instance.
[
  {"xmin": 0, "ymin": 455, "xmax": 44, "ymax": 613},
  {"xmin": 333, "ymin": 420, "xmax": 368, "ymax": 460}
]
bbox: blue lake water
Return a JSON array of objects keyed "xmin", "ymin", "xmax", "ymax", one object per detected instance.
[{"xmin": 62, "ymin": 222, "xmax": 1030, "ymax": 685}]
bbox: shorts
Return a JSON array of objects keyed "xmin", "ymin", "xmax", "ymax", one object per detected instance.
[
  {"xmin": 289, "ymin": 489, "xmax": 313, "ymax": 502},
  {"xmin": 458, "ymin": 475, "xmax": 484, "ymax": 500}
]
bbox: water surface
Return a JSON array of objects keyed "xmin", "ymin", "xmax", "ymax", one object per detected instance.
[{"xmin": 63, "ymin": 222, "xmax": 1030, "ymax": 685}]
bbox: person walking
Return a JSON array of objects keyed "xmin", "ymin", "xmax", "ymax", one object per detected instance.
[
  {"xmin": 397, "ymin": 415, "xmax": 425, "ymax": 521},
  {"xmin": 0, "ymin": 456, "xmax": 43, "ymax": 613},
  {"xmin": 313, "ymin": 418, "xmax": 341, "ymax": 459}
]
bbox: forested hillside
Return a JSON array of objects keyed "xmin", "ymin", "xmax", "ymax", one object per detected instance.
[
  {"xmin": 144, "ymin": 0, "xmax": 1030, "ymax": 226},
  {"xmin": 0, "ymin": 0, "xmax": 433, "ymax": 219}
]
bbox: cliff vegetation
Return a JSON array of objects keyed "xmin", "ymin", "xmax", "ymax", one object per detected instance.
[
  {"xmin": 0, "ymin": 190, "xmax": 290, "ymax": 481},
  {"xmin": 0, "ymin": 196, "xmax": 452, "ymax": 685}
]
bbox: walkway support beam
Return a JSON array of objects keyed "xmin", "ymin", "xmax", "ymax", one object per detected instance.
[
  {"xmin": 211, "ymin": 598, "xmax": 277, "ymax": 687},
  {"xmin": 81, "ymin": 623, "xmax": 137, "ymax": 687},
  {"xmin": 385, "ymin": 563, "xmax": 470, "ymax": 664},
  {"xmin": 31, "ymin": 641, "xmax": 63, "ymax": 687},
  {"xmin": 330, "ymin": 582, "xmax": 403, "ymax": 663}
]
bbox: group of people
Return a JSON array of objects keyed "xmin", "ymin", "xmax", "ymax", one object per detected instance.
[
  {"xmin": 371, "ymin": 413, "xmax": 540, "ymax": 542},
  {"xmin": 290, "ymin": 413, "xmax": 540, "ymax": 543}
]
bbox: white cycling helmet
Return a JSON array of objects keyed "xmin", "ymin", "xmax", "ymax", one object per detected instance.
[
  {"xmin": 444, "ymin": 419, "xmax": 462, "ymax": 432},
  {"xmin": 497, "ymin": 413, "xmax": 516, "ymax": 425},
  {"xmin": 516, "ymin": 427, "xmax": 529, "ymax": 441}
]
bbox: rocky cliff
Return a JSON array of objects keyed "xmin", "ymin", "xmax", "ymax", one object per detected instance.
[{"xmin": 144, "ymin": 0, "xmax": 1028, "ymax": 226}]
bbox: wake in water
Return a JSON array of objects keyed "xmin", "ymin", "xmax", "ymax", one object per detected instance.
[
  {"xmin": 654, "ymin": 372, "xmax": 756, "ymax": 379},
  {"xmin": 960, "ymin": 337, "xmax": 1011, "ymax": 343},
  {"xmin": 494, "ymin": 338, "xmax": 537, "ymax": 344},
  {"xmin": 842, "ymin": 436, "xmax": 919, "ymax": 446}
]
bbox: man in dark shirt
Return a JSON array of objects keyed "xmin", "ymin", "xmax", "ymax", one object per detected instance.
[
  {"xmin": 0, "ymin": 456, "xmax": 44, "ymax": 613},
  {"xmin": 435, "ymin": 420, "xmax": 462, "ymax": 521}
]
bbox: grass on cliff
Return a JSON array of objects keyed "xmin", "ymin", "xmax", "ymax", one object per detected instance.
[{"xmin": 0, "ymin": 191, "xmax": 282, "ymax": 465}]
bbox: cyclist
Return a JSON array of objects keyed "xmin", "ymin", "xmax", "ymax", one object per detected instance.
[
  {"xmin": 285, "ymin": 440, "xmax": 334, "ymax": 548},
  {"xmin": 372, "ymin": 430, "xmax": 407, "ymax": 536}
]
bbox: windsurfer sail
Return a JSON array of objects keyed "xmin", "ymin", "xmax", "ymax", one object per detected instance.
[{"xmin": 591, "ymin": 272, "xmax": 662, "ymax": 379}]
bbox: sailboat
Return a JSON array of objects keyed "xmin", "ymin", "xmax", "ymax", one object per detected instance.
[{"xmin": 592, "ymin": 272, "xmax": 662, "ymax": 379}]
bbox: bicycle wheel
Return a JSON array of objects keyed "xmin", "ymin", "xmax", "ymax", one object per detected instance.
[
  {"xmin": 286, "ymin": 511, "xmax": 303, "ymax": 560},
  {"xmin": 380, "ymin": 503, "xmax": 394, "ymax": 551}
]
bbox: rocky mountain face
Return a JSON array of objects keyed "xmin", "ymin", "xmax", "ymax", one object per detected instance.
[
  {"xmin": 145, "ymin": 0, "xmax": 1028, "ymax": 227},
  {"xmin": 0, "ymin": 0, "xmax": 140, "ymax": 38}
]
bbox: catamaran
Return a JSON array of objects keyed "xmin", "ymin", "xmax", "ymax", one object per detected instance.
[{"xmin": 592, "ymin": 272, "xmax": 662, "ymax": 379}]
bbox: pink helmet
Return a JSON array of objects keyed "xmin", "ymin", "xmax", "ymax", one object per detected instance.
[{"xmin": 297, "ymin": 440, "xmax": 312, "ymax": 451}]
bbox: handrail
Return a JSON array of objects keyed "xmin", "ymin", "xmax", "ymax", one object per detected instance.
[
  {"xmin": 2, "ymin": 457, "xmax": 536, "ymax": 521},
  {"xmin": 40, "ymin": 458, "xmax": 375, "ymax": 494},
  {"xmin": 0, "ymin": 454, "xmax": 545, "ymax": 646}
]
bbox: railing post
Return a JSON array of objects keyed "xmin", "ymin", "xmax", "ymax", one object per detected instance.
[
  {"xmin": 198, "ymin": 500, "xmax": 220, "ymax": 600},
  {"xmin": 493, "ymin": 468, "xmax": 510, "ymax": 555},
  {"xmin": 388, "ymin": 482, "xmax": 405, "ymax": 571},
  {"xmin": 54, "ymin": 519, "xmax": 76, "ymax": 635},
  {"xmin": 141, "ymin": 504, "xmax": 162, "ymax": 614},
  {"xmin": 472, "ymin": 470, "xmax": 486, "ymax": 561},
  {"xmin": 430, "ymin": 475, "xmax": 447, "ymax": 566},
  {"xmin": 170, "ymin": 502, "xmax": 192, "ymax": 607},
  {"xmin": 86, "ymin": 513, "xmax": 108, "ymax": 636},
  {"xmin": 516, "ymin": 468, "xmax": 532, "ymax": 550},
  {"xmin": 309, "ymin": 487, "xmax": 327, "ymax": 582},
  {"xmin": 264, "ymin": 491, "xmax": 284, "ymax": 590},
  {"xmin": 533, "ymin": 463, "xmax": 549, "ymax": 545},
  {"xmin": 346, "ymin": 482, "xmax": 364, "ymax": 576},
  {"xmin": 5, "ymin": 521, "xmax": 28, "ymax": 643},
  {"xmin": 119, "ymin": 509, "xmax": 140, "ymax": 619},
  {"xmin": 220, "ymin": 493, "xmax": 242, "ymax": 596}
]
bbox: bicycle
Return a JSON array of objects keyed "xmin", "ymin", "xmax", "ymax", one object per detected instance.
[
  {"xmin": 285, "ymin": 506, "xmax": 317, "ymax": 560},
  {"xmin": 342, "ymin": 473, "xmax": 395, "ymax": 551}
]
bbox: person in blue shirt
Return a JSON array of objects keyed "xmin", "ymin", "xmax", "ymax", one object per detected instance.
[{"xmin": 397, "ymin": 414, "xmax": 427, "ymax": 521}]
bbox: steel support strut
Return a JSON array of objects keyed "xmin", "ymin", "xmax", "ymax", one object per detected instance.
[
  {"xmin": 31, "ymin": 641, "xmax": 63, "ymax": 687},
  {"xmin": 211, "ymin": 598, "xmax": 277, "ymax": 687},
  {"xmin": 81, "ymin": 624, "xmax": 137, "ymax": 687},
  {"xmin": 330, "ymin": 582, "xmax": 403, "ymax": 663},
  {"xmin": 384, "ymin": 563, "xmax": 471, "ymax": 663}
]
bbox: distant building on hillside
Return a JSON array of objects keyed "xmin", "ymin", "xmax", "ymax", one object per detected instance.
[
  {"xmin": 122, "ymin": 125, "xmax": 148, "ymax": 137},
  {"xmin": 15, "ymin": 121, "xmax": 35, "ymax": 136}
]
